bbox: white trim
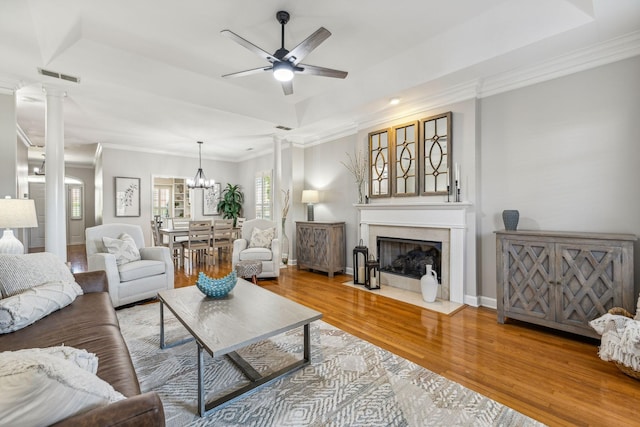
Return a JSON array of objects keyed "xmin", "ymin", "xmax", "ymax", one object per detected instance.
[
  {"xmin": 357, "ymin": 203, "xmax": 473, "ymax": 305},
  {"xmin": 479, "ymin": 30, "xmax": 640, "ymax": 98}
]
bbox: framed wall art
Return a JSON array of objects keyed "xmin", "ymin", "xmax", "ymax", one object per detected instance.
[
  {"xmin": 420, "ymin": 112, "xmax": 452, "ymax": 195},
  {"xmin": 392, "ymin": 121, "xmax": 419, "ymax": 197},
  {"xmin": 368, "ymin": 128, "xmax": 391, "ymax": 198},
  {"xmin": 203, "ymin": 182, "xmax": 222, "ymax": 216},
  {"xmin": 115, "ymin": 177, "xmax": 140, "ymax": 217}
]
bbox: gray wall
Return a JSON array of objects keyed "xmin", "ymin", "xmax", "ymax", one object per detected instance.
[
  {"xmin": 303, "ymin": 134, "xmax": 359, "ymax": 270},
  {"xmin": 99, "ymin": 146, "xmax": 239, "ymax": 245},
  {"xmin": 478, "ymin": 55, "xmax": 640, "ymax": 302},
  {"xmin": 66, "ymin": 165, "xmax": 96, "ymax": 229}
]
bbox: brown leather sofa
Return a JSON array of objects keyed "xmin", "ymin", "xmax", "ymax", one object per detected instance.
[{"xmin": 0, "ymin": 271, "xmax": 165, "ymax": 426}]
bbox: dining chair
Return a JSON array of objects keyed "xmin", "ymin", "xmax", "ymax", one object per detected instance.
[
  {"xmin": 183, "ymin": 220, "xmax": 213, "ymax": 269},
  {"xmin": 169, "ymin": 217, "xmax": 190, "ymax": 229},
  {"xmin": 212, "ymin": 219, "xmax": 234, "ymax": 263},
  {"xmin": 151, "ymin": 220, "xmax": 183, "ymax": 265}
]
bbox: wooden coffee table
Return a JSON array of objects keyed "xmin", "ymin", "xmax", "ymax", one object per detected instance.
[{"xmin": 157, "ymin": 280, "xmax": 322, "ymax": 416}]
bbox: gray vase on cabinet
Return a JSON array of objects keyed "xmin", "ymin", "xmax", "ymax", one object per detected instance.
[{"xmin": 502, "ymin": 210, "xmax": 519, "ymax": 230}]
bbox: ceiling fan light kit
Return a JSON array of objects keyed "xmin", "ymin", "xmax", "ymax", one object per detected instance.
[
  {"xmin": 273, "ymin": 61, "xmax": 294, "ymax": 82},
  {"xmin": 222, "ymin": 10, "xmax": 348, "ymax": 95}
]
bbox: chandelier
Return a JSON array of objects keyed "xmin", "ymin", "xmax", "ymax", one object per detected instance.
[{"xmin": 186, "ymin": 141, "xmax": 214, "ymax": 189}]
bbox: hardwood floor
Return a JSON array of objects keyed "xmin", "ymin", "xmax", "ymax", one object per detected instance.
[{"xmin": 67, "ymin": 245, "xmax": 638, "ymax": 426}]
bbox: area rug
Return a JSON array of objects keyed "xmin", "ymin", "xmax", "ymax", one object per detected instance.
[{"xmin": 117, "ymin": 303, "xmax": 544, "ymax": 427}]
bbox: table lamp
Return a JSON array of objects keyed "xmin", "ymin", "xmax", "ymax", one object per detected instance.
[
  {"xmin": 0, "ymin": 197, "xmax": 38, "ymax": 254},
  {"xmin": 301, "ymin": 190, "xmax": 319, "ymax": 221}
]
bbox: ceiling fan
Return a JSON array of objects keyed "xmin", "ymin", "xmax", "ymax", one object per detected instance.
[{"xmin": 221, "ymin": 11, "xmax": 348, "ymax": 95}]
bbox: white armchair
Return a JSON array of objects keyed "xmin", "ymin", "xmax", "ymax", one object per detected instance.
[
  {"xmin": 85, "ymin": 223, "xmax": 174, "ymax": 307},
  {"xmin": 232, "ymin": 218, "xmax": 280, "ymax": 279}
]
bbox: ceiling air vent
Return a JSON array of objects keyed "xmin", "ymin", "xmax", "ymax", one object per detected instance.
[
  {"xmin": 275, "ymin": 125, "xmax": 292, "ymax": 131},
  {"xmin": 37, "ymin": 68, "xmax": 80, "ymax": 83}
]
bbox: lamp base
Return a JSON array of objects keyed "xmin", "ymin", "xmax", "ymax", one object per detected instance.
[
  {"xmin": 306, "ymin": 204, "xmax": 314, "ymax": 221},
  {"xmin": 0, "ymin": 229, "xmax": 25, "ymax": 254}
]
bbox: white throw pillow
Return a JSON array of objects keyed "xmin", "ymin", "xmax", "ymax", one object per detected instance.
[
  {"xmin": 8, "ymin": 346, "xmax": 98, "ymax": 375},
  {"xmin": 0, "ymin": 252, "xmax": 76, "ymax": 299},
  {"xmin": 0, "ymin": 281, "xmax": 83, "ymax": 334},
  {"xmin": 0, "ymin": 350, "xmax": 125, "ymax": 426},
  {"xmin": 248, "ymin": 227, "xmax": 275, "ymax": 249},
  {"xmin": 102, "ymin": 233, "xmax": 141, "ymax": 266}
]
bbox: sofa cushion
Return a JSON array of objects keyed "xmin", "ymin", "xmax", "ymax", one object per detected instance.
[
  {"xmin": 0, "ymin": 350, "xmax": 125, "ymax": 427},
  {"xmin": 102, "ymin": 233, "xmax": 141, "ymax": 266},
  {"xmin": 0, "ymin": 282, "xmax": 83, "ymax": 334},
  {"xmin": 118, "ymin": 260, "xmax": 165, "ymax": 282},
  {"xmin": 0, "ymin": 292, "xmax": 141, "ymax": 397},
  {"xmin": 248, "ymin": 226, "xmax": 275, "ymax": 249},
  {"xmin": 0, "ymin": 252, "xmax": 76, "ymax": 299},
  {"xmin": 239, "ymin": 247, "xmax": 273, "ymax": 262}
]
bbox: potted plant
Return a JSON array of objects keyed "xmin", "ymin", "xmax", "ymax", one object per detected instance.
[{"xmin": 217, "ymin": 183, "xmax": 244, "ymax": 225}]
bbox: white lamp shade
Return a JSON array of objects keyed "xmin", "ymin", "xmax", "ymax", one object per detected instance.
[
  {"xmin": 301, "ymin": 190, "xmax": 319, "ymax": 204},
  {"xmin": 0, "ymin": 198, "xmax": 38, "ymax": 228}
]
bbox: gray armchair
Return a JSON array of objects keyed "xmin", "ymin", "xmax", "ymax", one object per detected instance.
[
  {"xmin": 232, "ymin": 218, "xmax": 280, "ymax": 279},
  {"xmin": 85, "ymin": 223, "xmax": 174, "ymax": 307}
]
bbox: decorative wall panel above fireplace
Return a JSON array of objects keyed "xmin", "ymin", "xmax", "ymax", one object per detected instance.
[{"xmin": 368, "ymin": 112, "xmax": 452, "ymax": 198}]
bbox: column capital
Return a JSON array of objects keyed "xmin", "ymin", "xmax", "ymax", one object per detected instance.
[{"xmin": 42, "ymin": 85, "xmax": 67, "ymax": 98}]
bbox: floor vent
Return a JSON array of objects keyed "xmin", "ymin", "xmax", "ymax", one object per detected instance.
[{"xmin": 37, "ymin": 68, "xmax": 80, "ymax": 83}]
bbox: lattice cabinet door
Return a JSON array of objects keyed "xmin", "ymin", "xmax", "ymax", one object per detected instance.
[
  {"xmin": 296, "ymin": 224, "xmax": 314, "ymax": 268},
  {"xmin": 556, "ymin": 243, "xmax": 623, "ymax": 332},
  {"xmin": 496, "ymin": 230, "xmax": 635, "ymax": 338},
  {"xmin": 499, "ymin": 239, "xmax": 555, "ymax": 323}
]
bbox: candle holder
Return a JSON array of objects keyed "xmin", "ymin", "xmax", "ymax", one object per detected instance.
[
  {"xmin": 352, "ymin": 241, "xmax": 368, "ymax": 285},
  {"xmin": 455, "ymin": 180, "xmax": 461, "ymax": 202},
  {"xmin": 446, "ymin": 185, "xmax": 450, "ymax": 203}
]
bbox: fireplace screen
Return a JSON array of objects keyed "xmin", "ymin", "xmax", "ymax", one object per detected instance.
[{"xmin": 377, "ymin": 236, "xmax": 441, "ymax": 280}]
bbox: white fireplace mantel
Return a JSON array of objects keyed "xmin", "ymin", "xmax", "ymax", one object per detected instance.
[{"xmin": 356, "ymin": 201, "xmax": 475, "ymax": 305}]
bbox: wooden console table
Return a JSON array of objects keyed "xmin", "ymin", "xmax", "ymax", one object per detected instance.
[
  {"xmin": 296, "ymin": 221, "xmax": 345, "ymax": 277},
  {"xmin": 496, "ymin": 230, "xmax": 635, "ymax": 338}
]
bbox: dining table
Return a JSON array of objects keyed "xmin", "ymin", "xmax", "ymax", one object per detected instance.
[{"xmin": 158, "ymin": 225, "xmax": 241, "ymax": 268}]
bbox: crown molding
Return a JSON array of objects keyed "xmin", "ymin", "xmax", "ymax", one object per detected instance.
[
  {"xmin": 301, "ymin": 123, "xmax": 358, "ymax": 148},
  {"xmin": 356, "ymin": 81, "xmax": 480, "ymax": 132},
  {"xmin": 478, "ymin": 30, "xmax": 640, "ymax": 98}
]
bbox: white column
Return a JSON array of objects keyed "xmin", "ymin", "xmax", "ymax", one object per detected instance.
[
  {"xmin": 273, "ymin": 136, "xmax": 283, "ymax": 264},
  {"xmin": 44, "ymin": 86, "xmax": 67, "ymax": 261}
]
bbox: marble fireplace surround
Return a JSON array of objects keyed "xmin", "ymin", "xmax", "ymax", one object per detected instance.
[{"xmin": 357, "ymin": 202, "xmax": 471, "ymax": 304}]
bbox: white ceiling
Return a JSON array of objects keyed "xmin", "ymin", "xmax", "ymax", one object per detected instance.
[{"xmin": 1, "ymin": 0, "xmax": 639, "ymax": 165}]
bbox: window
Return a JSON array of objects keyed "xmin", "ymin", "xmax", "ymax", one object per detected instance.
[
  {"xmin": 153, "ymin": 186, "xmax": 171, "ymax": 217},
  {"xmin": 69, "ymin": 186, "xmax": 83, "ymax": 220},
  {"xmin": 255, "ymin": 170, "xmax": 272, "ymax": 219}
]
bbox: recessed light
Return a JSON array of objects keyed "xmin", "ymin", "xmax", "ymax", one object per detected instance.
[{"xmin": 389, "ymin": 98, "xmax": 400, "ymax": 106}]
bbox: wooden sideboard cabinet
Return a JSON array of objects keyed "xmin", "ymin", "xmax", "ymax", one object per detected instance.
[
  {"xmin": 296, "ymin": 221, "xmax": 346, "ymax": 277},
  {"xmin": 496, "ymin": 230, "xmax": 636, "ymax": 338}
]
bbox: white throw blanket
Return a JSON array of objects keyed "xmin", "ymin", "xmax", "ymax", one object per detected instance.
[{"xmin": 590, "ymin": 313, "xmax": 640, "ymax": 371}]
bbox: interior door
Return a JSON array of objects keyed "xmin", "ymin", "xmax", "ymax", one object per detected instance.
[{"xmin": 67, "ymin": 184, "xmax": 85, "ymax": 244}]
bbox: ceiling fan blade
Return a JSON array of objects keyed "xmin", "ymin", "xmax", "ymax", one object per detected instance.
[
  {"xmin": 222, "ymin": 66, "xmax": 272, "ymax": 78},
  {"xmin": 298, "ymin": 64, "xmax": 348, "ymax": 79},
  {"xmin": 283, "ymin": 27, "xmax": 331, "ymax": 64},
  {"xmin": 221, "ymin": 29, "xmax": 276, "ymax": 62},
  {"xmin": 281, "ymin": 80, "xmax": 293, "ymax": 96}
]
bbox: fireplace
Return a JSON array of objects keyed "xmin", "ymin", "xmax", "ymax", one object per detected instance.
[
  {"xmin": 357, "ymin": 202, "xmax": 474, "ymax": 304},
  {"xmin": 377, "ymin": 236, "xmax": 442, "ymax": 280}
]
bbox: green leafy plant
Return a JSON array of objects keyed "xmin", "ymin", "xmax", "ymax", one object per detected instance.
[{"xmin": 217, "ymin": 183, "xmax": 244, "ymax": 224}]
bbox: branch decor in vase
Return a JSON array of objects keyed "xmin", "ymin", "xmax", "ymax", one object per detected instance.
[
  {"xmin": 281, "ymin": 189, "xmax": 290, "ymax": 265},
  {"xmin": 341, "ymin": 149, "xmax": 367, "ymax": 204}
]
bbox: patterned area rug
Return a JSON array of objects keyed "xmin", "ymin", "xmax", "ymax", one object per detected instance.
[{"xmin": 117, "ymin": 303, "xmax": 544, "ymax": 427}]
